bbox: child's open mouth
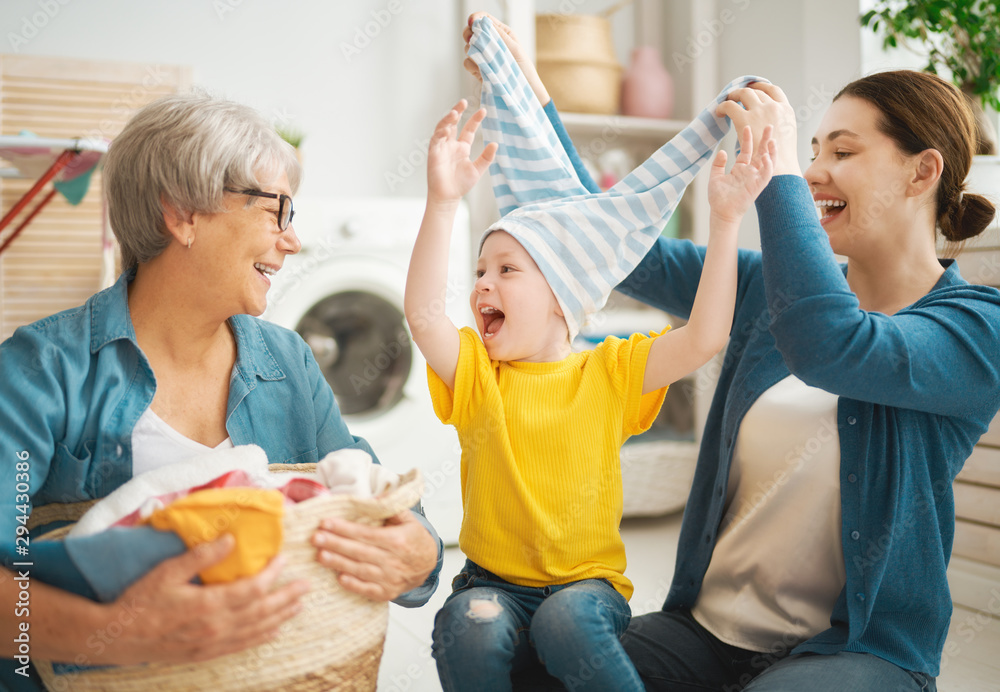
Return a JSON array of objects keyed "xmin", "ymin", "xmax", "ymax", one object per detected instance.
[
  {"xmin": 815, "ymin": 198, "xmax": 846, "ymax": 226},
  {"xmin": 480, "ymin": 306, "xmax": 505, "ymax": 339}
]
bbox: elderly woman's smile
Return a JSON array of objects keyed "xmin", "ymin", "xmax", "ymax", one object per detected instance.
[{"xmin": 188, "ymin": 170, "xmax": 302, "ymax": 318}]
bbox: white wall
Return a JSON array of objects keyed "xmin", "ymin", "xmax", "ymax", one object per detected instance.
[
  {"xmin": 1, "ymin": 0, "xmax": 465, "ymax": 200},
  {"xmin": 714, "ymin": 0, "xmax": 863, "ymax": 250},
  {"xmin": 858, "ymin": 0, "xmax": 930, "ymax": 73}
]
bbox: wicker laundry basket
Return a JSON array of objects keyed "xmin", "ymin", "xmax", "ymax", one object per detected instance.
[
  {"xmin": 34, "ymin": 465, "xmax": 423, "ymax": 692},
  {"xmin": 535, "ymin": 13, "xmax": 622, "ymax": 115},
  {"xmin": 620, "ymin": 440, "xmax": 699, "ymax": 517}
]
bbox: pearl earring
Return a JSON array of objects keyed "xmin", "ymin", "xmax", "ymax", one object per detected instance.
[{"xmin": 187, "ymin": 237, "xmax": 193, "ymax": 249}]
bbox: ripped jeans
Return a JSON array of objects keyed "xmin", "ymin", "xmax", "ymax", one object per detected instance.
[{"xmin": 431, "ymin": 560, "xmax": 642, "ymax": 692}]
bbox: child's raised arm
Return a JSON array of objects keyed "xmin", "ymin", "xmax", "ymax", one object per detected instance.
[
  {"xmin": 404, "ymin": 100, "xmax": 497, "ymax": 390},
  {"xmin": 641, "ymin": 125, "xmax": 776, "ymax": 394}
]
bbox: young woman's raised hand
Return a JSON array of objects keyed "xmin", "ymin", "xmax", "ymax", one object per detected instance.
[
  {"xmin": 708, "ymin": 124, "xmax": 777, "ymax": 226},
  {"xmin": 717, "ymin": 82, "xmax": 799, "ymax": 176},
  {"xmin": 426, "ymin": 99, "xmax": 498, "ymax": 206}
]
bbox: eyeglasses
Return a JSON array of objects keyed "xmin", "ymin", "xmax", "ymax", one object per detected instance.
[{"xmin": 224, "ymin": 187, "xmax": 295, "ymax": 231}]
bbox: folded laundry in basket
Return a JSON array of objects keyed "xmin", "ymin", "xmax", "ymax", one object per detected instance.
[
  {"xmin": 36, "ymin": 445, "xmax": 400, "ymax": 601},
  {"xmin": 140, "ymin": 487, "xmax": 286, "ymax": 584},
  {"xmin": 115, "ymin": 464, "xmax": 355, "ymax": 584}
]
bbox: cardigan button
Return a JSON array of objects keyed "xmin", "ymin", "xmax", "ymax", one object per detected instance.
[
  {"xmin": 856, "ymin": 592, "xmax": 866, "ymax": 601},
  {"xmin": 848, "ymin": 473, "xmax": 858, "ymax": 483},
  {"xmin": 847, "ymin": 416, "xmax": 857, "ymax": 425},
  {"xmin": 851, "ymin": 530, "xmax": 860, "ymax": 540}
]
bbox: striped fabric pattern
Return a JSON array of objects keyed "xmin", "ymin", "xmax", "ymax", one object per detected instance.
[{"xmin": 467, "ymin": 16, "xmax": 766, "ymax": 340}]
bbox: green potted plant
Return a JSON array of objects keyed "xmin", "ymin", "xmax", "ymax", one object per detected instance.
[
  {"xmin": 861, "ymin": 0, "xmax": 1000, "ymax": 155},
  {"xmin": 275, "ymin": 124, "xmax": 305, "ymax": 164}
]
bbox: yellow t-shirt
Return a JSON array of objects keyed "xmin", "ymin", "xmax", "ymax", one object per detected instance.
[{"xmin": 428, "ymin": 326, "xmax": 668, "ymax": 600}]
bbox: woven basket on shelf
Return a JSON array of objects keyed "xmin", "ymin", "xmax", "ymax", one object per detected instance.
[
  {"xmin": 535, "ymin": 13, "xmax": 622, "ymax": 115},
  {"xmin": 620, "ymin": 440, "xmax": 699, "ymax": 517},
  {"xmin": 34, "ymin": 464, "xmax": 423, "ymax": 692}
]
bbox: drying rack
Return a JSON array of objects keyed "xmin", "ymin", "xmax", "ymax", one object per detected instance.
[{"xmin": 0, "ymin": 134, "xmax": 115, "ymax": 286}]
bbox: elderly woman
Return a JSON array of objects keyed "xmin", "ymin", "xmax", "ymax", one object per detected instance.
[
  {"xmin": 463, "ymin": 13, "xmax": 1000, "ymax": 692},
  {"xmin": 0, "ymin": 93, "xmax": 441, "ymax": 688}
]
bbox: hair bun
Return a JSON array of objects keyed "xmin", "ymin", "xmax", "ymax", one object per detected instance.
[{"xmin": 941, "ymin": 190, "xmax": 996, "ymax": 242}]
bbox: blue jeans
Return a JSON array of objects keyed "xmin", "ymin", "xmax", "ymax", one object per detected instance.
[
  {"xmin": 431, "ymin": 560, "xmax": 642, "ymax": 692},
  {"xmin": 620, "ymin": 608, "xmax": 936, "ymax": 692}
]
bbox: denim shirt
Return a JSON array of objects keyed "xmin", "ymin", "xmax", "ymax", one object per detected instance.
[{"xmin": 0, "ymin": 269, "xmax": 442, "ymax": 681}]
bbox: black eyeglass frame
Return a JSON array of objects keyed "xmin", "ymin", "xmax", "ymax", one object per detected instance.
[{"xmin": 224, "ymin": 187, "xmax": 295, "ymax": 231}]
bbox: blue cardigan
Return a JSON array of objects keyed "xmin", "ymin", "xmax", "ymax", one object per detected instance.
[{"xmin": 545, "ymin": 102, "xmax": 1000, "ymax": 676}]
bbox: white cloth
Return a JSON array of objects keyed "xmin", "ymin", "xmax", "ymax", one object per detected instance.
[
  {"xmin": 131, "ymin": 406, "xmax": 233, "ymax": 477},
  {"xmin": 314, "ymin": 448, "xmax": 401, "ymax": 498},
  {"xmin": 691, "ymin": 375, "xmax": 846, "ymax": 652}
]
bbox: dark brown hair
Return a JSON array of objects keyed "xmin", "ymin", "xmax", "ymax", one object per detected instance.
[{"xmin": 835, "ymin": 70, "xmax": 995, "ymax": 242}]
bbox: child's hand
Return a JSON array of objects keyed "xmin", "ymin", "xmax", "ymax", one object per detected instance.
[
  {"xmin": 462, "ymin": 13, "xmax": 550, "ymax": 105},
  {"xmin": 708, "ymin": 124, "xmax": 776, "ymax": 226},
  {"xmin": 427, "ymin": 99, "xmax": 498, "ymax": 206}
]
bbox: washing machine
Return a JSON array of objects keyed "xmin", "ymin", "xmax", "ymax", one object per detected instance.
[{"xmin": 263, "ymin": 198, "xmax": 470, "ymax": 545}]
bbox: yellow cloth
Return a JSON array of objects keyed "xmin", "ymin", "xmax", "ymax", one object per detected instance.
[
  {"xmin": 428, "ymin": 326, "xmax": 668, "ymax": 599},
  {"xmin": 142, "ymin": 487, "xmax": 285, "ymax": 584}
]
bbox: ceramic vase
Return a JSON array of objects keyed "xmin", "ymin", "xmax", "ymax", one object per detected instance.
[{"xmin": 621, "ymin": 46, "xmax": 674, "ymax": 119}]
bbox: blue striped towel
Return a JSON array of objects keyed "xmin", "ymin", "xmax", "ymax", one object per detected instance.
[{"xmin": 467, "ymin": 16, "xmax": 767, "ymax": 340}]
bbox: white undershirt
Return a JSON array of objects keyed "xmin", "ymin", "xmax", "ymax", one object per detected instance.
[
  {"xmin": 131, "ymin": 407, "xmax": 234, "ymax": 477},
  {"xmin": 691, "ymin": 374, "xmax": 846, "ymax": 652}
]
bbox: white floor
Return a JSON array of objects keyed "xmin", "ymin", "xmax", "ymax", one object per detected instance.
[{"xmin": 375, "ymin": 510, "xmax": 1000, "ymax": 691}]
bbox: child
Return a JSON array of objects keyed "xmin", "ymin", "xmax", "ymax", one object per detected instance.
[{"xmin": 404, "ymin": 93, "xmax": 775, "ymax": 689}]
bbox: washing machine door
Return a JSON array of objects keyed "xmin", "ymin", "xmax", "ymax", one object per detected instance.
[{"xmin": 297, "ymin": 289, "xmax": 412, "ymax": 417}]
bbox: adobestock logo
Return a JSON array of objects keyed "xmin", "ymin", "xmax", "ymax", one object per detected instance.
[{"xmin": 6, "ymin": 0, "xmax": 72, "ymax": 53}]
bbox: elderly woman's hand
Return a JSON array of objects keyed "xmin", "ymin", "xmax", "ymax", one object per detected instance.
[
  {"xmin": 716, "ymin": 82, "xmax": 801, "ymax": 177},
  {"xmin": 463, "ymin": 11, "xmax": 550, "ymax": 106},
  {"xmin": 311, "ymin": 510, "xmax": 438, "ymax": 601},
  {"xmin": 109, "ymin": 535, "xmax": 309, "ymax": 665}
]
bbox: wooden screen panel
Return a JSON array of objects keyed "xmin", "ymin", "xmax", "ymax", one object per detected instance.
[
  {"xmin": 952, "ymin": 445, "xmax": 1000, "ymax": 568},
  {"xmin": 953, "ymin": 519, "xmax": 1000, "ymax": 568},
  {"xmin": 958, "ymin": 445, "xmax": 1000, "ymax": 488},
  {"xmin": 0, "ymin": 54, "xmax": 191, "ymax": 339}
]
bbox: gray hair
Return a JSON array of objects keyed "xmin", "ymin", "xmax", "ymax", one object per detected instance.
[{"xmin": 103, "ymin": 92, "xmax": 302, "ymax": 270}]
